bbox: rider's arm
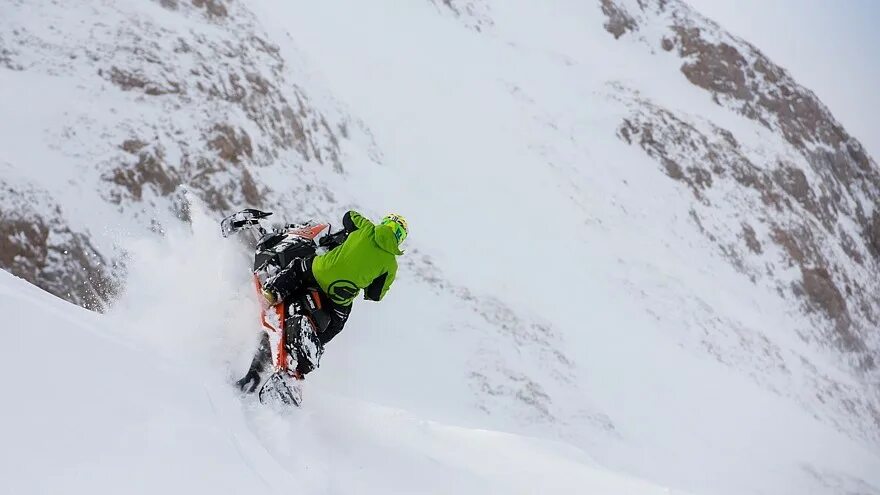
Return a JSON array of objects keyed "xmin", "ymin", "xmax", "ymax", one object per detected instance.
[
  {"xmin": 320, "ymin": 210, "xmax": 370, "ymax": 250},
  {"xmin": 342, "ymin": 210, "xmax": 372, "ymax": 233},
  {"xmin": 364, "ymin": 262, "xmax": 397, "ymax": 302}
]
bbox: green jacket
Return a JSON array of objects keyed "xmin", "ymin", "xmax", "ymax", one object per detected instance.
[{"xmin": 312, "ymin": 211, "xmax": 402, "ymax": 306}]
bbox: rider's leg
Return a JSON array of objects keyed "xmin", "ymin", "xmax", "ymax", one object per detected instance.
[
  {"xmin": 236, "ymin": 332, "xmax": 271, "ymax": 393},
  {"xmin": 265, "ymin": 257, "xmax": 312, "ymax": 300}
]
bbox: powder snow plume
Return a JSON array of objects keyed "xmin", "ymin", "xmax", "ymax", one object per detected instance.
[{"xmin": 105, "ymin": 191, "xmax": 257, "ymax": 376}]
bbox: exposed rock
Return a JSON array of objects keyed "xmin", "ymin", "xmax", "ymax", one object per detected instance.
[
  {"xmin": 868, "ymin": 212, "xmax": 880, "ymax": 258},
  {"xmin": 606, "ymin": 0, "xmax": 880, "ymax": 259},
  {"xmin": 604, "ymin": 1, "xmax": 880, "ymax": 444},
  {"xmin": 604, "ymin": 4, "xmax": 880, "ymax": 179},
  {"xmin": 208, "ymin": 124, "xmax": 253, "ymax": 165},
  {"xmin": 95, "ymin": 7, "xmax": 344, "ymax": 173},
  {"xmin": 108, "ymin": 67, "xmax": 181, "ymax": 95},
  {"xmin": 0, "ymin": 182, "xmax": 117, "ymax": 311},
  {"xmin": 662, "ymin": 157, "xmax": 684, "ymax": 180},
  {"xmin": 104, "ymin": 143, "xmax": 181, "ymax": 203},
  {"xmin": 672, "ymin": 27, "xmax": 752, "ymax": 101},
  {"xmin": 121, "ymin": 139, "xmax": 148, "ymax": 154},
  {"xmin": 600, "ymin": 0, "xmax": 637, "ymax": 39},
  {"xmin": 772, "ymin": 164, "xmax": 810, "ymax": 208},
  {"xmin": 665, "ymin": 20, "xmax": 837, "ymax": 150},
  {"xmin": 801, "ymin": 267, "xmax": 847, "ymax": 321},
  {"xmin": 618, "ymin": 106, "xmax": 741, "ymax": 202},
  {"xmin": 612, "ymin": 88, "xmax": 877, "ymax": 369},
  {"xmin": 839, "ymin": 230, "xmax": 864, "ymax": 266},
  {"xmin": 605, "ymin": 1, "xmax": 880, "ymax": 371},
  {"xmin": 191, "ymin": 0, "xmax": 227, "ymax": 18},
  {"xmin": 741, "ymin": 223, "xmax": 762, "ymax": 254},
  {"xmin": 770, "ymin": 225, "xmax": 814, "ymax": 267}
]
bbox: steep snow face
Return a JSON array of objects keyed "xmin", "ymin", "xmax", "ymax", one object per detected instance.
[
  {"xmin": 3, "ymin": 0, "xmax": 880, "ymax": 494},
  {"xmin": 601, "ymin": 1, "xmax": 880, "ymax": 352},
  {"xmin": 244, "ymin": 1, "xmax": 880, "ymax": 493},
  {"xmin": 597, "ymin": 0, "xmax": 880, "ymax": 445},
  {"xmin": 0, "ymin": 269, "xmax": 694, "ymax": 495}
]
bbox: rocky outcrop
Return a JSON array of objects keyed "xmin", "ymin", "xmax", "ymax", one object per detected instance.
[
  {"xmin": 601, "ymin": 0, "xmax": 880, "ymax": 249},
  {"xmin": 602, "ymin": 0, "xmax": 880, "ymax": 368},
  {"xmin": 600, "ymin": 0, "xmax": 637, "ymax": 39},
  {"xmin": 104, "ymin": 141, "xmax": 182, "ymax": 204},
  {"xmin": 614, "ymin": 88, "xmax": 879, "ymax": 366},
  {"xmin": 0, "ymin": 0, "xmax": 357, "ymax": 308},
  {"xmin": 612, "ymin": 87, "xmax": 880, "ymax": 444},
  {"xmin": 97, "ymin": 0, "xmax": 344, "ymax": 201},
  {"xmin": 0, "ymin": 180, "xmax": 117, "ymax": 311},
  {"xmin": 601, "ymin": 0, "xmax": 880, "ymax": 446}
]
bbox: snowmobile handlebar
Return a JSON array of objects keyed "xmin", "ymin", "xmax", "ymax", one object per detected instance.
[
  {"xmin": 318, "ymin": 229, "xmax": 348, "ymax": 250},
  {"xmin": 220, "ymin": 209, "xmax": 273, "ymax": 238}
]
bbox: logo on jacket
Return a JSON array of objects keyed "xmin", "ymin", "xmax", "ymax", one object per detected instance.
[{"xmin": 328, "ymin": 280, "xmax": 358, "ymax": 304}]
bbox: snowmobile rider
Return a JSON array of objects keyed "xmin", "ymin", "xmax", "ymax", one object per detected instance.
[
  {"xmin": 237, "ymin": 210, "xmax": 407, "ymax": 392},
  {"xmin": 264, "ymin": 210, "xmax": 407, "ymax": 342}
]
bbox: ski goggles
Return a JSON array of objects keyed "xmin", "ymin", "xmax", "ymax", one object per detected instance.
[{"xmin": 381, "ymin": 214, "xmax": 408, "ymax": 244}]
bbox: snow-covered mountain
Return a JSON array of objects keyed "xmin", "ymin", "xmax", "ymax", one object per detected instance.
[{"xmin": 2, "ymin": 0, "xmax": 879, "ymax": 494}]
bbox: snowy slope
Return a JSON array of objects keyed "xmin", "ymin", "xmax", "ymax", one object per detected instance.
[
  {"xmin": 2, "ymin": 200, "xmax": 869, "ymax": 495},
  {"xmin": 244, "ymin": 4, "xmax": 880, "ymax": 492},
  {"xmin": 2, "ymin": 1, "xmax": 880, "ymax": 494},
  {"xmin": 0, "ymin": 269, "xmax": 696, "ymax": 495}
]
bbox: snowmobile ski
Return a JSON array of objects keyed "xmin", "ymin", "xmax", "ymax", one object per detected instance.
[{"xmin": 258, "ymin": 371, "xmax": 302, "ymax": 408}]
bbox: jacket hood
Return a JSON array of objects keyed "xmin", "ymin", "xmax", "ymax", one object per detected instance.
[{"xmin": 374, "ymin": 224, "xmax": 404, "ymax": 255}]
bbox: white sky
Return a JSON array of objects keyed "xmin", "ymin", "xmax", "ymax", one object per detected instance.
[{"xmin": 684, "ymin": 0, "xmax": 880, "ymax": 160}]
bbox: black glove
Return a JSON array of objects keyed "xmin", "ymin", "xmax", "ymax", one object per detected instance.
[
  {"xmin": 295, "ymin": 361, "xmax": 314, "ymax": 380},
  {"xmin": 264, "ymin": 258, "xmax": 306, "ymax": 302},
  {"xmin": 236, "ymin": 369, "xmax": 262, "ymax": 393},
  {"xmin": 319, "ymin": 230, "xmax": 348, "ymax": 250}
]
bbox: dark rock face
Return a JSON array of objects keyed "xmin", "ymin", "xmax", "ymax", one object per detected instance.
[
  {"xmin": 191, "ymin": 0, "xmax": 228, "ymax": 18},
  {"xmin": 741, "ymin": 224, "xmax": 762, "ymax": 254},
  {"xmin": 104, "ymin": 142, "xmax": 182, "ymax": 203},
  {"xmin": 90, "ymin": 0, "xmax": 346, "ymax": 213},
  {"xmin": 108, "ymin": 67, "xmax": 182, "ymax": 96},
  {"xmin": 0, "ymin": 181, "xmax": 117, "ymax": 311},
  {"xmin": 869, "ymin": 213, "xmax": 880, "ymax": 259},
  {"xmin": 600, "ymin": 0, "xmax": 637, "ymax": 39},
  {"xmin": 602, "ymin": 0, "xmax": 880, "ymax": 445},
  {"xmin": 602, "ymin": 0, "xmax": 880, "ymax": 251},
  {"xmin": 602, "ymin": 0, "xmax": 880, "ymax": 363},
  {"xmin": 0, "ymin": 0, "xmax": 352, "ymax": 310},
  {"xmin": 614, "ymin": 87, "xmax": 879, "ymax": 371},
  {"xmin": 801, "ymin": 267, "xmax": 848, "ymax": 323}
]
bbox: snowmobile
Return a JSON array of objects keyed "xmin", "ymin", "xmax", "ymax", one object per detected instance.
[{"xmin": 221, "ymin": 208, "xmax": 344, "ymax": 407}]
